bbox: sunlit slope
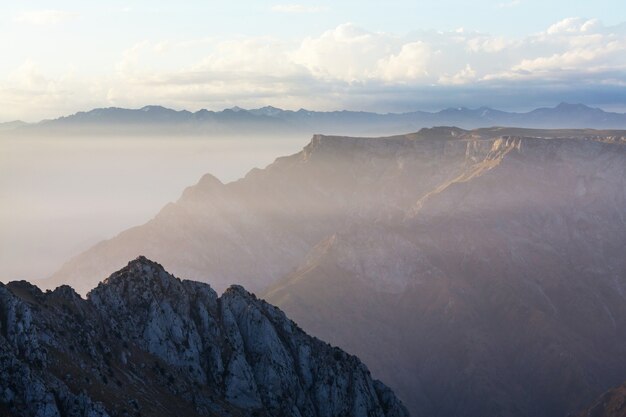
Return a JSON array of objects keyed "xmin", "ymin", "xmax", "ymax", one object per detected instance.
[{"xmin": 266, "ymin": 134, "xmax": 626, "ymax": 417}]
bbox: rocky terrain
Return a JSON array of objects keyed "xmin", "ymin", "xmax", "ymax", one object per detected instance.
[
  {"xmin": 576, "ymin": 383, "xmax": 626, "ymax": 417},
  {"xmin": 0, "ymin": 256, "xmax": 407, "ymax": 417},
  {"xmin": 265, "ymin": 134, "xmax": 626, "ymax": 417},
  {"xmin": 46, "ymin": 127, "xmax": 626, "ymax": 417}
]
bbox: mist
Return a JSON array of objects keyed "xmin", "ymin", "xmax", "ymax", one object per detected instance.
[{"xmin": 0, "ymin": 132, "xmax": 307, "ymax": 281}]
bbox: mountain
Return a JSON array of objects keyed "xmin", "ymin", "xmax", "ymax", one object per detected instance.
[
  {"xmin": 575, "ymin": 383, "xmax": 626, "ymax": 417},
  {"xmin": 0, "ymin": 120, "xmax": 28, "ymax": 131},
  {"xmin": 0, "ymin": 256, "xmax": 407, "ymax": 417},
  {"xmin": 47, "ymin": 127, "xmax": 626, "ymax": 295},
  {"xmin": 46, "ymin": 127, "xmax": 626, "ymax": 417},
  {"xmin": 264, "ymin": 133, "xmax": 626, "ymax": 417},
  {"xmin": 5, "ymin": 103, "xmax": 626, "ymax": 138}
]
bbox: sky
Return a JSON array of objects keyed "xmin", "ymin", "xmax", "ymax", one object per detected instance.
[{"xmin": 1, "ymin": 0, "xmax": 626, "ymax": 121}]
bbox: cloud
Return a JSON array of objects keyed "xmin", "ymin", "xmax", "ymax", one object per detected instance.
[
  {"xmin": 466, "ymin": 36, "xmax": 511, "ymax": 53},
  {"xmin": 439, "ymin": 64, "xmax": 477, "ymax": 85},
  {"xmin": 291, "ymin": 24, "xmax": 399, "ymax": 81},
  {"xmin": 377, "ymin": 42, "xmax": 431, "ymax": 82},
  {"xmin": 13, "ymin": 10, "xmax": 79, "ymax": 25},
  {"xmin": 271, "ymin": 4, "xmax": 329, "ymax": 13},
  {"xmin": 105, "ymin": 19, "xmax": 626, "ymax": 110},
  {"xmin": 1, "ymin": 18, "xmax": 626, "ymax": 121},
  {"xmin": 547, "ymin": 17, "xmax": 599, "ymax": 34},
  {"xmin": 483, "ymin": 18, "xmax": 626, "ymax": 83}
]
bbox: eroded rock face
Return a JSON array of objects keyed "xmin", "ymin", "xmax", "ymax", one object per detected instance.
[
  {"xmin": 265, "ymin": 135, "xmax": 626, "ymax": 417},
  {"xmin": 47, "ymin": 128, "xmax": 501, "ymax": 295},
  {"xmin": 0, "ymin": 257, "xmax": 408, "ymax": 417},
  {"xmin": 576, "ymin": 382, "xmax": 626, "ymax": 417}
]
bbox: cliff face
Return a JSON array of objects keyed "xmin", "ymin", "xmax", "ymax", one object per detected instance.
[
  {"xmin": 48, "ymin": 128, "xmax": 499, "ymax": 295},
  {"xmin": 265, "ymin": 135, "xmax": 626, "ymax": 417},
  {"xmin": 0, "ymin": 257, "xmax": 407, "ymax": 417},
  {"xmin": 576, "ymin": 383, "xmax": 626, "ymax": 417}
]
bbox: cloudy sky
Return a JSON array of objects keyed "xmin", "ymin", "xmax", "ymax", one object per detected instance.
[{"xmin": 1, "ymin": 0, "xmax": 625, "ymax": 121}]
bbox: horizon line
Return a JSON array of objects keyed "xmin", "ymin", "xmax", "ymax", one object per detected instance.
[{"xmin": 3, "ymin": 101, "xmax": 623, "ymax": 125}]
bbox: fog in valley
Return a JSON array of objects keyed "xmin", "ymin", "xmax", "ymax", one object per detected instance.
[{"xmin": 0, "ymin": 133, "xmax": 307, "ymax": 281}]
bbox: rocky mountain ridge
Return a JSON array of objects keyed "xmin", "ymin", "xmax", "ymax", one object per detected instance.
[{"xmin": 0, "ymin": 256, "xmax": 407, "ymax": 417}]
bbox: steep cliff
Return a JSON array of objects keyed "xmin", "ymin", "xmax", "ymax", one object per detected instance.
[
  {"xmin": 576, "ymin": 383, "xmax": 626, "ymax": 417},
  {"xmin": 265, "ymin": 135, "xmax": 626, "ymax": 417}
]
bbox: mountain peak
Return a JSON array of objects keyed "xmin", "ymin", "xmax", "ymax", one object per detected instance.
[
  {"xmin": 555, "ymin": 102, "xmax": 592, "ymax": 110},
  {"xmin": 139, "ymin": 105, "xmax": 172, "ymax": 112},
  {"xmin": 196, "ymin": 173, "xmax": 223, "ymax": 188},
  {"xmin": 224, "ymin": 284, "xmax": 257, "ymax": 299},
  {"xmin": 0, "ymin": 259, "xmax": 408, "ymax": 417},
  {"xmin": 179, "ymin": 173, "xmax": 224, "ymax": 202},
  {"xmin": 127, "ymin": 254, "xmax": 158, "ymax": 267},
  {"xmin": 248, "ymin": 105, "xmax": 285, "ymax": 117},
  {"xmin": 89, "ymin": 255, "xmax": 175, "ymax": 298}
]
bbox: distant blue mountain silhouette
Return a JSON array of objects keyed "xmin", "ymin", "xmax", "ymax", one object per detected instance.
[{"xmin": 6, "ymin": 102, "xmax": 626, "ymax": 136}]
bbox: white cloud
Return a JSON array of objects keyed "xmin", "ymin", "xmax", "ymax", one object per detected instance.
[
  {"xmin": 377, "ymin": 42, "xmax": 431, "ymax": 82},
  {"xmin": 291, "ymin": 23, "xmax": 399, "ymax": 81},
  {"xmin": 511, "ymin": 40, "xmax": 626, "ymax": 73},
  {"xmin": 439, "ymin": 64, "xmax": 477, "ymax": 85},
  {"xmin": 271, "ymin": 4, "xmax": 329, "ymax": 13},
  {"xmin": 1, "ymin": 18, "xmax": 625, "ymax": 120},
  {"xmin": 13, "ymin": 10, "xmax": 79, "ymax": 25},
  {"xmin": 466, "ymin": 36, "xmax": 510, "ymax": 53},
  {"xmin": 547, "ymin": 17, "xmax": 600, "ymax": 35}
]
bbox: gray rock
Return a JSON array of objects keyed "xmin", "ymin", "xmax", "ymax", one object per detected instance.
[{"xmin": 0, "ymin": 258, "xmax": 408, "ymax": 417}]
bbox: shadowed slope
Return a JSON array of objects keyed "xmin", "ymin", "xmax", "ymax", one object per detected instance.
[
  {"xmin": 265, "ymin": 136, "xmax": 626, "ymax": 417},
  {"xmin": 0, "ymin": 257, "xmax": 408, "ymax": 417}
]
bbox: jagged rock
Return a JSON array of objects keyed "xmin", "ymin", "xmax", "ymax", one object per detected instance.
[
  {"xmin": 0, "ymin": 257, "xmax": 408, "ymax": 417},
  {"xmin": 575, "ymin": 382, "xmax": 626, "ymax": 417}
]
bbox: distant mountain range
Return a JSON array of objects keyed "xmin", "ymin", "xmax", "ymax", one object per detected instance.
[
  {"xmin": 3, "ymin": 103, "xmax": 626, "ymax": 137},
  {"xmin": 46, "ymin": 127, "xmax": 626, "ymax": 417}
]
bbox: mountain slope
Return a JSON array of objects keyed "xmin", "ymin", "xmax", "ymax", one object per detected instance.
[
  {"xmin": 47, "ymin": 128, "xmax": 626, "ymax": 417},
  {"xmin": 265, "ymin": 135, "xmax": 626, "ymax": 417},
  {"xmin": 0, "ymin": 257, "xmax": 407, "ymax": 417},
  {"xmin": 48, "ymin": 127, "xmax": 626, "ymax": 296},
  {"xmin": 49, "ymin": 127, "xmax": 499, "ymax": 295},
  {"xmin": 576, "ymin": 383, "xmax": 626, "ymax": 417}
]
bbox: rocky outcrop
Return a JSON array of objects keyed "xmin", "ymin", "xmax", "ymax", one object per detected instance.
[
  {"xmin": 575, "ymin": 383, "xmax": 626, "ymax": 417},
  {"xmin": 0, "ymin": 257, "xmax": 408, "ymax": 417}
]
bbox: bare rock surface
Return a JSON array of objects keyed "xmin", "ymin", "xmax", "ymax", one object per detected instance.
[
  {"xmin": 575, "ymin": 382, "xmax": 626, "ymax": 417},
  {"xmin": 265, "ymin": 133, "xmax": 626, "ymax": 417},
  {"xmin": 0, "ymin": 257, "xmax": 407, "ymax": 417}
]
